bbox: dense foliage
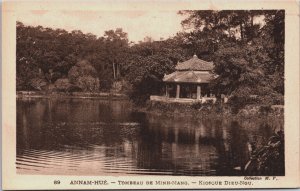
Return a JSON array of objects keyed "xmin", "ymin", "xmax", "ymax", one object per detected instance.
[
  {"xmin": 244, "ymin": 130, "xmax": 284, "ymax": 175},
  {"xmin": 122, "ymin": 39, "xmax": 188, "ymax": 104},
  {"xmin": 68, "ymin": 60, "xmax": 100, "ymax": 92},
  {"xmin": 179, "ymin": 10, "xmax": 284, "ymax": 108},
  {"xmin": 16, "ymin": 23, "xmax": 128, "ymax": 91},
  {"xmin": 17, "ymin": 10, "xmax": 284, "ymax": 108}
]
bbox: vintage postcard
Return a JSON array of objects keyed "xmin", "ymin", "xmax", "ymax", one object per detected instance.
[{"xmin": 2, "ymin": 0, "xmax": 300, "ymax": 190}]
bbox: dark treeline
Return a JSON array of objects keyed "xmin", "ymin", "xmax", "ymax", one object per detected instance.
[{"xmin": 17, "ymin": 10, "xmax": 284, "ymax": 107}]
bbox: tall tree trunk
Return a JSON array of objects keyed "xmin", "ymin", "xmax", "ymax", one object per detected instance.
[
  {"xmin": 240, "ymin": 23, "xmax": 244, "ymax": 42},
  {"xmin": 113, "ymin": 61, "xmax": 116, "ymax": 79},
  {"xmin": 116, "ymin": 63, "xmax": 120, "ymax": 78},
  {"xmin": 227, "ymin": 19, "xmax": 231, "ymax": 38}
]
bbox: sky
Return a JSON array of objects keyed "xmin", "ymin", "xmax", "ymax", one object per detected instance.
[{"xmin": 17, "ymin": 10, "xmax": 187, "ymax": 42}]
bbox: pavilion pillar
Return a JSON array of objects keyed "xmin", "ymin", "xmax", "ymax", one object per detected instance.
[
  {"xmin": 165, "ymin": 84, "xmax": 169, "ymax": 98},
  {"xmin": 197, "ymin": 85, "xmax": 201, "ymax": 100},
  {"xmin": 176, "ymin": 84, "xmax": 180, "ymax": 98}
]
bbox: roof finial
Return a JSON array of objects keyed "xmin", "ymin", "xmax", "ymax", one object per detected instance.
[{"xmin": 193, "ymin": 53, "xmax": 198, "ymax": 58}]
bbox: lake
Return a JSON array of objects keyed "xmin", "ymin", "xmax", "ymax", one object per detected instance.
[{"xmin": 17, "ymin": 98, "xmax": 283, "ymax": 176}]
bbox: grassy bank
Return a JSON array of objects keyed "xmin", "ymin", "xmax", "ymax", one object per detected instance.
[
  {"xmin": 135, "ymin": 100, "xmax": 284, "ymax": 120},
  {"xmin": 17, "ymin": 91, "xmax": 128, "ymax": 100}
]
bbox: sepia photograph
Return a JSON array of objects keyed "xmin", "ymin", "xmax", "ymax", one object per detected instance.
[
  {"xmin": 2, "ymin": 0, "xmax": 300, "ymax": 190},
  {"xmin": 16, "ymin": 9, "xmax": 285, "ymax": 176}
]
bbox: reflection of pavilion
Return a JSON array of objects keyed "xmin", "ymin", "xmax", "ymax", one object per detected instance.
[
  {"xmin": 150, "ymin": 54, "xmax": 217, "ymax": 103},
  {"xmin": 135, "ymin": 116, "xmax": 223, "ymax": 175},
  {"xmin": 133, "ymin": 115, "xmax": 264, "ymax": 175}
]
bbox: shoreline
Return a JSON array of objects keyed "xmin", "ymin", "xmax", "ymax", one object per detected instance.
[
  {"xmin": 134, "ymin": 100, "xmax": 284, "ymax": 120},
  {"xmin": 17, "ymin": 91, "xmax": 128, "ymax": 100},
  {"xmin": 17, "ymin": 91, "xmax": 284, "ymax": 120}
]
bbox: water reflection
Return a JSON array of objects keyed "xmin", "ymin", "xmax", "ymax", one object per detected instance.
[{"xmin": 17, "ymin": 98, "xmax": 283, "ymax": 175}]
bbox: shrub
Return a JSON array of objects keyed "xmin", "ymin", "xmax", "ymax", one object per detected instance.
[
  {"xmin": 68, "ymin": 60, "xmax": 98, "ymax": 81},
  {"xmin": 259, "ymin": 105, "xmax": 272, "ymax": 115},
  {"xmin": 54, "ymin": 78, "xmax": 72, "ymax": 91},
  {"xmin": 100, "ymin": 80, "xmax": 113, "ymax": 92},
  {"xmin": 204, "ymin": 99, "xmax": 214, "ymax": 105},
  {"xmin": 191, "ymin": 102, "xmax": 202, "ymax": 110},
  {"xmin": 227, "ymin": 96, "xmax": 248, "ymax": 114},
  {"xmin": 29, "ymin": 78, "xmax": 48, "ymax": 91},
  {"xmin": 244, "ymin": 130, "xmax": 284, "ymax": 175},
  {"xmin": 111, "ymin": 80, "xmax": 132, "ymax": 94},
  {"xmin": 68, "ymin": 60, "xmax": 100, "ymax": 92},
  {"xmin": 76, "ymin": 76, "xmax": 100, "ymax": 92}
]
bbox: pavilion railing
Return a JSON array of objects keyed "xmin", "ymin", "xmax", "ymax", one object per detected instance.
[{"xmin": 150, "ymin": 95, "xmax": 217, "ymax": 104}]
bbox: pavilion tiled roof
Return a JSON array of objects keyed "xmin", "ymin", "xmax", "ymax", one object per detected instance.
[
  {"xmin": 162, "ymin": 54, "xmax": 216, "ymax": 83},
  {"xmin": 163, "ymin": 71, "xmax": 216, "ymax": 84},
  {"xmin": 175, "ymin": 54, "xmax": 214, "ymax": 71}
]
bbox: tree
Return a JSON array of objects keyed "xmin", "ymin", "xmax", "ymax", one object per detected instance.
[
  {"xmin": 179, "ymin": 10, "xmax": 284, "ymax": 108},
  {"xmin": 180, "ymin": 10, "xmax": 263, "ymax": 43},
  {"xmin": 16, "ymin": 22, "xmax": 41, "ymax": 90},
  {"xmin": 261, "ymin": 10, "xmax": 285, "ymax": 94},
  {"xmin": 123, "ymin": 38, "xmax": 187, "ymax": 103},
  {"xmin": 103, "ymin": 28, "xmax": 129, "ymax": 79},
  {"xmin": 16, "ymin": 22, "xmax": 109, "ymax": 91},
  {"xmin": 16, "ymin": 22, "xmax": 80, "ymax": 89},
  {"xmin": 68, "ymin": 60, "xmax": 100, "ymax": 92},
  {"xmin": 16, "ymin": 10, "xmax": 284, "ymax": 107}
]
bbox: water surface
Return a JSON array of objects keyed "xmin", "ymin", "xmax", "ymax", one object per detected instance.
[{"xmin": 17, "ymin": 98, "xmax": 283, "ymax": 176}]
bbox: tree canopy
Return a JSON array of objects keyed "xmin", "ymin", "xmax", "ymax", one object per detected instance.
[
  {"xmin": 17, "ymin": 10, "xmax": 284, "ymax": 108},
  {"xmin": 179, "ymin": 10, "xmax": 284, "ymax": 107}
]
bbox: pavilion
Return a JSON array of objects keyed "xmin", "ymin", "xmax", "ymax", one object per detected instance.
[{"xmin": 150, "ymin": 54, "xmax": 217, "ymax": 103}]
